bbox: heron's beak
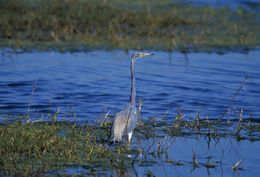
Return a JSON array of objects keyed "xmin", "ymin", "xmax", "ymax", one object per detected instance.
[{"xmin": 137, "ymin": 52, "xmax": 154, "ymax": 59}]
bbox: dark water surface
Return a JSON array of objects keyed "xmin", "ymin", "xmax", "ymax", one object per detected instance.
[{"xmin": 0, "ymin": 50, "xmax": 260, "ymax": 122}]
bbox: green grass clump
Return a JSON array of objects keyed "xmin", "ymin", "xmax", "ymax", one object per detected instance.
[
  {"xmin": 0, "ymin": 0, "xmax": 259, "ymax": 52},
  {"xmin": 0, "ymin": 121, "xmax": 116, "ymax": 176}
]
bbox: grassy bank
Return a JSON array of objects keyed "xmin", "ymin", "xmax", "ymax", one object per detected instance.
[{"xmin": 0, "ymin": 0, "xmax": 259, "ymax": 52}]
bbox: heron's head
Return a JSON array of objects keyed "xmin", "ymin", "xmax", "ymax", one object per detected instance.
[{"xmin": 133, "ymin": 52, "xmax": 154, "ymax": 60}]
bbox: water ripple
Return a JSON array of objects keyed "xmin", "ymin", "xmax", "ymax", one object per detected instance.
[{"xmin": 0, "ymin": 50, "xmax": 260, "ymax": 121}]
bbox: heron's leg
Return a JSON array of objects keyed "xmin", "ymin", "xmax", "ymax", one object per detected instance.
[{"xmin": 127, "ymin": 132, "xmax": 133, "ymax": 143}]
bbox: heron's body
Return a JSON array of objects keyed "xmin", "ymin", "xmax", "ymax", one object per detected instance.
[
  {"xmin": 110, "ymin": 52, "xmax": 154, "ymax": 143},
  {"xmin": 111, "ymin": 103, "xmax": 137, "ymax": 142}
]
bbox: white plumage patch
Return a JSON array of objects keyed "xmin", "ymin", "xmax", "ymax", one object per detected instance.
[{"xmin": 112, "ymin": 116, "xmax": 127, "ymax": 142}]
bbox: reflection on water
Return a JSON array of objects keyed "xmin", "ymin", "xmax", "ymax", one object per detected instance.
[{"xmin": 0, "ymin": 50, "xmax": 260, "ymax": 122}]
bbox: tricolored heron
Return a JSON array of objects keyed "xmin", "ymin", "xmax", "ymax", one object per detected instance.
[{"xmin": 110, "ymin": 52, "xmax": 154, "ymax": 143}]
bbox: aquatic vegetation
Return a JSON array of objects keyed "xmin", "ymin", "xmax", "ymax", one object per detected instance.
[
  {"xmin": 1, "ymin": 111, "xmax": 260, "ymax": 176},
  {"xmin": 0, "ymin": 0, "xmax": 259, "ymax": 52}
]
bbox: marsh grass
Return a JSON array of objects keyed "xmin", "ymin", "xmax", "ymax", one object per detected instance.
[
  {"xmin": 1, "ymin": 110, "xmax": 260, "ymax": 176},
  {"xmin": 0, "ymin": 120, "xmax": 115, "ymax": 176},
  {"xmin": 0, "ymin": 0, "xmax": 259, "ymax": 52}
]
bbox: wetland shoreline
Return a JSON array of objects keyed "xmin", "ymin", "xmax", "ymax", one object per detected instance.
[
  {"xmin": 0, "ymin": 0, "xmax": 259, "ymax": 53},
  {"xmin": 1, "ymin": 116, "xmax": 260, "ymax": 176},
  {"xmin": 1, "ymin": 1, "xmax": 260, "ymax": 176}
]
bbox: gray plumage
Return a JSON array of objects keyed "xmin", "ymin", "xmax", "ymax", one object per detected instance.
[
  {"xmin": 110, "ymin": 52, "xmax": 154, "ymax": 143},
  {"xmin": 111, "ymin": 103, "xmax": 137, "ymax": 142}
]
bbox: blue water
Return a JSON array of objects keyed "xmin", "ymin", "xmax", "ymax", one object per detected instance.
[
  {"xmin": 137, "ymin": 136, "xmax": 260, "ymax": 177},
  {"xmin": 175, "ymin": 0, "xmax": 260, "ymax": 12},
  {"xmin": 1, "ymin": 49, "xmax": 260, "ymax": 176},
  {"xmin": 0, "ymin": 50, "xmax": 259, "ymax": 123}
]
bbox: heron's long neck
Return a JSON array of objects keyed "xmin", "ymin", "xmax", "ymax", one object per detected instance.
[{"xmin": 129, "ymin": 57, "xmax": 136, "ymax": 107}]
